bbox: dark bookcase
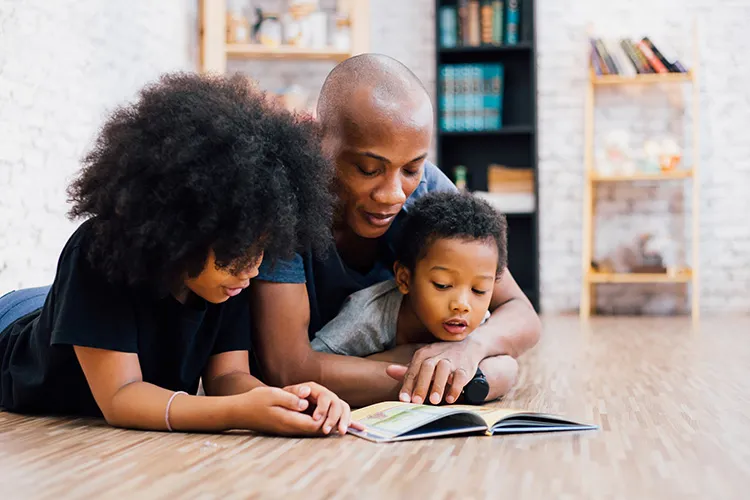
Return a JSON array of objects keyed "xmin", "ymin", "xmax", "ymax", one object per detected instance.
[{"xmin": 434, "ymin": 0, "xmax": 540, "ymax": 311}]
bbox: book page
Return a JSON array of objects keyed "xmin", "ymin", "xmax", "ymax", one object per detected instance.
[
  {"xmin": 351, "ymin": 402, "xmax": 475, "ymax": 441},
  {"xmin": 446, "ymin": 405, "xmax": 528, "ymax": 428}
]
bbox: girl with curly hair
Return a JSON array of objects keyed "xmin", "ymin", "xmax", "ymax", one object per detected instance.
[{"xmin": 0, "ymin": 72, "xmax": 360, "ymax": 437}]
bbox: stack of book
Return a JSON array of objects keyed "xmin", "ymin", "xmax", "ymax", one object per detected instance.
[
  {"xmin": 590, "ymin": 37, "xmax": 688, "ymax": 76},
  {"xmin": 474, "ymin": 165, "xmax": 535, "ymax": 214},
  {"xmin": 439, "ymin": 0, "xmax": 521, "ymax": 48},
  {"xmin": 439, "ymin": 63, "xmax": 504, "ymax": 132}
]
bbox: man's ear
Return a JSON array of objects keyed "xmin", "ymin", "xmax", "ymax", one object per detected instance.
[{"xmin": 393, "ymin": 261, "xmax": 411, "ymax": 295}]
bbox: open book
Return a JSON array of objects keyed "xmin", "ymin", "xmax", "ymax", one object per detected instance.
[{"xmin": 348, "ymin": 401, "xmax": 598, "ymax": 443}]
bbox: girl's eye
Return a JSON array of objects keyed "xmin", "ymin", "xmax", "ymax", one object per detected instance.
[
  {"xmin": 356, "ymin": 164, "xmax": 378, "ymax": 177},
  {"xmin": 472, "ymin": 289, "xmax": 489, "ymax": 296},
  {"xmin": 432, "ymin": 282, "xmax": 450, "ymax": 290}
]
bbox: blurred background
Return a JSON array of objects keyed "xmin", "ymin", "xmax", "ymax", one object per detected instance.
[{"xmin": 1, "ymin": 0, "xmax": 748, "ymax": 319}]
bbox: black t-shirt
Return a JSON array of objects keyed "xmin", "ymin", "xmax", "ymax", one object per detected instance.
[{"xmin": 0, "ymin": 219, "xmax": 251, "ymax": 417}]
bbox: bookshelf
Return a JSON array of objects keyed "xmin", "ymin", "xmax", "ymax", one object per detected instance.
[
  {"xmin": 434, "ymin": 0, "xmax": 540, "ymax": 312},
  {"xmin": 580, "ymin": 27, "xmax": 700, "ymax": 322},
  {"xmin": 199, "ymin": 0, "xmax": 370, "ymax": 74}
]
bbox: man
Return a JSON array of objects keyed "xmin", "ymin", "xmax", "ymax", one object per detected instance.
[{"xmin": 249, "ymin": 53, "xmax": 541, "ymax": 407}]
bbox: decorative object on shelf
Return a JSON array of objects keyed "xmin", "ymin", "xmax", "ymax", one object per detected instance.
[
  {"xmin": 250, "ymin": 8, "xmax": 283, "ymax": 46},
  {"xmin": 226, "ymin": 0, "xmax": 250, "ymax": 43},
  {"xmin": 453, "ymin": 165, "xmax": 468, "ymax": 192},
  {"xmin": 595, "ymin": 130, "xmax": 635, "ymax": 176},
  {"xmin": 487, "ymin": 164, "xmax": 533, "ymax": 193},
  {"xmin": 332, "ymin": 13, "xmax": 351, "ymax": 52}
]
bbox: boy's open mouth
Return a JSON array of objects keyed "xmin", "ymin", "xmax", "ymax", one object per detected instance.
[{"xmin": 442, "ymin": 318, "xmax": 468, "ymax": 335}]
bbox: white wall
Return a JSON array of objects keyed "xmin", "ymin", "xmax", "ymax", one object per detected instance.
[
  {"xmin": 2, "ymin": 0, "xmax": 749, "ymax": 315},
  {"xmin": 0, "ymin": 0, "xmax": 195, "ymax": 293}
]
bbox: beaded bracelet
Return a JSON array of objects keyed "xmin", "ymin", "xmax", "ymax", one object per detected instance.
[{"xmin": 165, "ymin": 391, "xmax": 187, "ymax": 432}]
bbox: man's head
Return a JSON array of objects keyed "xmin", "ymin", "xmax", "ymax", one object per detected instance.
[
  {"xmin": 317, "ymin": 53, "xmax": 434, "ymax": 239},
  {"xmin": 393, "ymin": 191, "xmax": 508, "ymax": 342}
]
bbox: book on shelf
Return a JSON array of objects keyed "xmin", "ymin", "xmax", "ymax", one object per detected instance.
[
  {"xmin": 590, "ymin": 36, "xmax": 689, "ymax": 76},
  {"xmin": 439, "ymin": 63, "xmax": 504, "ymax": 132},
  {"xmin": 439, "ymin": 0, "xmax": 519, "ymax": 48},
  {"xmin": 349, "ymin": 401, "xmax": 598, "ymax": 443}
]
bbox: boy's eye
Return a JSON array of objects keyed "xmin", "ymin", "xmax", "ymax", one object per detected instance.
[
  {"xmin": 432, "ymin": 282, "xmax": 450, "ymax": 290},
  {"xmin": 472, "ymin": 288, "xmax": 489, "ymax": 296},
  {"xmin": 356, "ymin": 164, "xmax": 378, "ymax": 177}
]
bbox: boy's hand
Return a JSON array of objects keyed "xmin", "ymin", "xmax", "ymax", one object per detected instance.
[
  {"xmin": 387, "ymin": 339, "xmax": 485, "ymax": 405},
  {"xmin": 284, "ymin": 382, "xmax": 365, "ymax": 435}
]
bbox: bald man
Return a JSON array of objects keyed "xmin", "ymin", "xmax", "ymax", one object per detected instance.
[{"xmin": 249, "ymin": 54, "xmax": 541, "ymax": 408}]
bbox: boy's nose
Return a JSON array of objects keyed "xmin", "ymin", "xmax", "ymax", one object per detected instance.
[{"xmin": 450, "ymin": 298, "xmax": 470, "ymax": 315}]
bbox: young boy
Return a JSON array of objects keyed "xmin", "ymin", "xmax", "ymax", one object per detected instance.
[{"xmin": 311, "ymin": 191, "xmax": 518, "ymax": 404}]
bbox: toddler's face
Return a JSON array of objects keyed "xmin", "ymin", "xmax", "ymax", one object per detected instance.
[{"xmin": 397, "ymin": 237, "xmax": 498, "ymax": 342}]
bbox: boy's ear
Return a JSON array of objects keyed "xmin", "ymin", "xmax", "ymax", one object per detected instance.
[{"xmin": 393, "ymin": 261, "xmax": 411, "ymax": 295}]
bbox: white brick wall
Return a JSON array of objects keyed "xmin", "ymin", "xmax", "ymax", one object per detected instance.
[
  {"xmin": 0, "ymin": 0, "xmax": 195, "ymax": 293},
  {"xmin": 2, "ymin": 0, "xmax": 749, "ymax": 315}
]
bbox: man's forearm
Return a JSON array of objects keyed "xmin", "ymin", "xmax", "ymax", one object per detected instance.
[
  {"xmin": 473, "ymin": 298, "xmax": 542, "ymax": 360},
  {"xmin": 297, "ymin": 351, "xmax": 401, "ymax": 407}
]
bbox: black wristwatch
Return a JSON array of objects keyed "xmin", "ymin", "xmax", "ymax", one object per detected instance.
[{"xmin": 462, "ymin": 367, "xmax": 490, "ymax": 404}]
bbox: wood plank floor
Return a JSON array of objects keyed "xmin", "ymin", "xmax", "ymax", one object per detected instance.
[{"xmin": 1, "ymin": 315, "xmax": 749, "ymax": 499}]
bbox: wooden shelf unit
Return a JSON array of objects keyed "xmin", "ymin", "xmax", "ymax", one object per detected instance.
[
  {"xmin": 580, "ymin": 28, "xmax": 700, "ymax": 322},
  {"xmin": 199, "ymin": 0, "xmax": 370, "ymax": 73}
]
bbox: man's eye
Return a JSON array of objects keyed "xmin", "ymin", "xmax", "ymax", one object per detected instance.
[
  {"xmin": 432, "ymin": 282, "xmax": 450, "ymax": 290},
  {"xmin": 403, "ymin": 168, "xmax": 420, "ymax": 177}
]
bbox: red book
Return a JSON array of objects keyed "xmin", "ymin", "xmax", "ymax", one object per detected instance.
[{"xmin": 636, "ymin": 39, "xmax": 669, "ymax": 73}]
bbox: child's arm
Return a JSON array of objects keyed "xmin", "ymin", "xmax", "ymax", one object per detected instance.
[{"xmin": 74, "ymin": 346, "xmax": 357, "ymax": 436}]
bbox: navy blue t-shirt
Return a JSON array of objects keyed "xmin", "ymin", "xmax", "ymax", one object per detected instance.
[{"xmin": 255, "ymin": 161, "xmax": 456, "ymax": 338}]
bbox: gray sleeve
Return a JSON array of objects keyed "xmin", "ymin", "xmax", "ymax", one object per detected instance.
[{"xmin": 310, "ymin": 287, "xmax": 401, "ymax": 357}]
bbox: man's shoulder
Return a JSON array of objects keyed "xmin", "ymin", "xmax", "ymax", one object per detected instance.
[{"xmin": 405, "ymin": 161, "xmax": 457, "ymax": 211}]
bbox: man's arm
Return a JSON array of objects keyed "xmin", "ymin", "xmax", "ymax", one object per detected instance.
[{"xmin": 248, "ymin": 279, "xmax": 402, "ymax": 407}]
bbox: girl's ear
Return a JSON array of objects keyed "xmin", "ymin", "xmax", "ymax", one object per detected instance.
[{"xmin": 393, "ymin": 261, "xmax": 411, "ymax": 295}]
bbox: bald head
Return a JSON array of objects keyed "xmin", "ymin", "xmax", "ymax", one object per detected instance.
[{"xmin": 317, "ymin": 53, "xmax": 432, "ymax": 134}]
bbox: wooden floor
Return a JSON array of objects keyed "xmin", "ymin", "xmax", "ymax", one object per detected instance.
[{"xmin": 2, "ymin": 315, "xmax": 749, "ymax": 499}]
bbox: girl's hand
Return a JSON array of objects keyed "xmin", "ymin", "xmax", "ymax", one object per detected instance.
[
  {"xmin": 284, "ymin": 382, "xmax": 365, "ymax": 435},
  {"xmin": 232, "ymin": 384, "xmax": 363, "ymax": 436}
]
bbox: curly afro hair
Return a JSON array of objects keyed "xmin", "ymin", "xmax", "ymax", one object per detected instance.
[
  {"xmin": 395, "ymin": 191, "xmax": 508, "ymax": 276},
  {"xmin": 67, "ymin": 71, "xmax": 334, "ymax": 291}
]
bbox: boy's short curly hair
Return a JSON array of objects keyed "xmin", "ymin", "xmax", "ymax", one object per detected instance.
[
  {"xmin": 67, "ymin": 71, "xmax": 334, "ymax": 291},
  {"xmin": 395, "ymin": 191, "xmax": 508, "ymax": 277}
]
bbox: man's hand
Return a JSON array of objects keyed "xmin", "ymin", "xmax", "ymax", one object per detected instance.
[{"xmin": 387, "ymin": 339, "xmax": 486, "ymax": 405}]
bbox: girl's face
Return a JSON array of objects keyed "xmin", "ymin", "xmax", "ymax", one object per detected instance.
[
  {"xmin": 323, "ymin": 88, "xmax": 433, "ymax": 240},
  {"xmin": 181, "ymin": 250, "xmax": 263, "ymax": 304},
  {"xmin": 395, "ymin": 237, "xmax": 498, "ymax": 342}
]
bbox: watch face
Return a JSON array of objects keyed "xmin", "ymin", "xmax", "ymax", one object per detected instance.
[{"xmin": 464, "ymin": 378, "xmax": 490, "ymax": 404}]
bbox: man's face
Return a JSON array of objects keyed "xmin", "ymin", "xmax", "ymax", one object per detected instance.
[{"xmin": 323, "ymin": 88, "xmax": 433, "ymax": 239}]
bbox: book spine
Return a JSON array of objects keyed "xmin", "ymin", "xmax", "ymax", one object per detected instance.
[
  {"xmin": 456, "ymin": 65, "xmax": 466, "ymax": 132},
  {"xmin": 492, "ymin": 0, "xmax": 504, "ymax": 45},
  {"xmin": 643, "ymin": 37, "xmax": 687, "ymax": 73},
  {"xmin": 595, "ymin": 38, "xmax": 618, "ymax": 74},
  {"xmin": 641, "ymin": 37, "xmax": 673, "ymax": 71},
  {"xmin": 457, "ymin": 0, "xmax": 468, "ymax": 46},
  {"xmin": 439, "ymin": 6, "xmax": 458, "ymax": 49},
  {"xmin": 480, "ymin": 0, "xmax": 493, "ymax": 45},
  {"xmin": 636, "ymin": 39, "xmax": 669, "ymax": 73},
  {"xmin": 505, "ymin": 0, "xmax": 519, "ymax": 45},
  {"xmin": 627, "ymin": 38, "xmax": 654, "ymax": 73},
  {"xmin": 619, "ymin": 39, "xmax": 643, "ymax": 74},
  {"xmin": 468, "ymin": 0, "xmax": 481, "ymax": 47},
  {"xmin": 494, "ymin": 64, "xmax": 504, "ymax": 129}
]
